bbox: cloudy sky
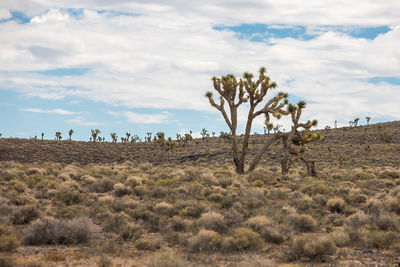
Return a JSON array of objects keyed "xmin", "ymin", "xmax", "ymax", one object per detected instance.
[{"xmin": 1, "ymin": 1, "xmax": 399, "ymax": 141}]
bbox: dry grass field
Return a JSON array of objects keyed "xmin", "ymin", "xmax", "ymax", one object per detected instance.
[{"xmin": 0, "ymin": 121, "xmax": 400, "ymax": 266}]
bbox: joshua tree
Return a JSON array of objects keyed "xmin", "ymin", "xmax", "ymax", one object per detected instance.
[
  {"xmin": 55, "ymin": 131, "xmax": 62, "ymax": 141},
  {"xmin": 278, "ymin": 102, "xmax": 321, "ymax": 176},
  {"xmin": 212, "ymin": 131, "xmax": 216, "ymax": 137},
  {"xmin": 349, "ymin": 121, "xmax": 354, "ymax": 127},
  {"xmin": 0, "ymin": 133, "xmax": 2, "ymax": 138},
  {"xmin": 125, "ymin": 132, "xmax": 131, "ymax": 141},
  {"xmin": 110, "ymin": 133, "xmax": 118, "ymax": 143},
  {"xmin": 264, "ymin": 123, "xmax": 273, "ymax": 135},
  {"xmin": 366, "ymin": 116, "xmax": 371, "ymax": 125},
  {"xmin": 334, "ymin": 120, "xmax": 338, "ymax": 129},
  {"xmin": 206, "ymin": 67, "xmax": 293, "ymax": 174},
  {"xmin": 145, "ymin": 132, "xmax": 152, "ymax": 142},
  {"xmin": 131, "ymin": 135, "xmax": 141, "ymax": 143},
  {"xmin": 91, "ymin": 129, "xmax": 101, "ymax": 142},
  {"xmin": 68, "ymin": 129, "xmax": 74, "ymax": 140},
  {"xmin": 354, "ymin": 118, "xmax": 360, "ymax": 127},
  {"xmin": 201, "ymin": 128, "xmax": 209, "ymax": 140},
  {"xmin": 41, "ymin": 133, "xmax": 44, "ymax": 140},
  {"xmin": 273, "ymin": 124, "xmax": 282, "ymax": 134}
]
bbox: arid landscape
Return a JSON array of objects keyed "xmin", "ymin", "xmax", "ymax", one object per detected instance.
[{"xmin": 0, "ymin": 121, "xmax": 400, "ymax": 266}]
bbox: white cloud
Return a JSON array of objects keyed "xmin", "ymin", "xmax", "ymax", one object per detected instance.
[
  {"xmin": 0, "ymin": 9, "xmax": 11, "ymax": 20},
  {"xmin": 123, "ymin": 111, "xmax": 171, "ymax": 124},
  {"xmin": 67, "ymin": 116, "xmax": 103, "ymax": 126},
  {"xmin": 22, "ymin": 108, "xmax": 79, "ymax": 115},
  {"xmin": 0, "ymin": 2, "xmax": 399, "ymax": 132}
]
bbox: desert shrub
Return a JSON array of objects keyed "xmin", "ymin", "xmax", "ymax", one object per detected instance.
[
  {"xmin": 346, "ymin": 211, "xmax": 371, "ymax": 228},
  {"xmin": 291, "ymin": 234, "xmax": 337, "ymax": 259},
  {"xmin": 98, "ymin": 256, "xmax": 112, "ymax": 267},
  {"xmin": 111, "ymin": 197, "xmax": 139, "ymax": 212},
  {"xmin": 135, "ymin": 238, "xmax": 161, "ymax": 250},
  {"xmin": 178, "ymin": 202, "xmax": 205, "ymax": 218},
  {"xmin": 352, "ymin": 171, "xmax": 374, "ymax": 180},
  {"xmin": 0, "ymin": 225, "xmax": 20, "ymax": 252},
  {"xmin": 300, "ymin": 180, "xmax": 334, "ymax": 196},
  {"xmin": 330, "ymin": 231, "xmax": 350, "ymax": 247},
  {"xmin": 103, "ymin": 212, "xmax": 130, "ymax": 233},
  {"xmin": 290, "ymin": 214, "xmax": 318, "ymax": 232},
  {"xmin": 154, "ymin": 202, "xmax": 173, "ymax": 216},
  {"xmin": 365, "ymin": 230, "xmax": 397, "ymax": 249},
  {"xmin": 365, "ymin": 198, "xmax": 384, "ymax": 215},
  {"xmin": 120, "ymin": 223, "xmax": 144, "ymax": 241},
  {"xmin": 327, "ymin": 197, "xmax": 346, "ymax": 213},
  {"xmin": 245, "ymin": 215, "xmax": 284, "ymax": 243},
  {"xmin": 197, "ymin": 212, "xmax": 227, "ymax": 233},
  {"xmin": 208, "ymin": 192, "xmax": 224, "ymax": 202},
  {"xmin": 56, "ymin": 187, "xmax": 83, "ymax": 206},
  {"xmin": 133, "ymin": 185, "xmax": 149, "ymax": 197},
  {"xmin": 170, "ymin": 216, "xmax": 189, "ymax": 232},
  {"xmin": 375, "ymin": 214, "xmax": 399, "ymax": 231},
  {"xmin": 148, "ymin": 252, "xmax": 188, "ymax": 267},
  {"xmin": 219, "ymin": 177, "xmax": 233, "ymax": 188},
  {"xmin": 231, "ymin": 227, "xmax": 264, "ymax": 250},
  {"xmin": 0, "ymin": 257, "xmax": 14, "ymax": 267},
  {"xmin": 151, "ymin": 186, "xmax": 168, "ymax": 198},
  {"xmin": 91, "ymin": 178, "xmax": 115, "ymax": 193},
  {"xmin": 252, "ymin": 180, "xmax": 264, "ymax": 187},
  {"xmin": 113, "ymin": 183, "xmax": 129, "ymax": 197},
  {"xmin": 388, "ymin": 197, "xmax": 400, "ymax": 215},
  {"xmin": 379, "ymin": 170, "xmax": 400, "ymax": 179},
  {"xmin": 126, "ymin": 176, "xmax": 143, "ymax": 187},
  {"xmin": 11, "ymin": 205, "xmax": 39, "ymax": 225},
  {"xmin": 22, "ymin": 217, "xmax": 98, "ymax": 245},
  {"xmin": 188, "ymin": 229, "xmax": 222, "ymax": 252}
]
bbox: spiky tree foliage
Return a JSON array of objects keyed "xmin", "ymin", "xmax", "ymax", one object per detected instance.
[
  {"xmin": 68, "ymin": 129, "xmax": 74, "ymax": 140},
  {"xmin": 264, "ymin": 124, "xmax": 273, "ymax": 135},
  {"xmin": 365, "ymin": 116, "xmax": 371, "ymax": 125},
  {"xmin": 110, "ymin": 133, "xmax": 118, "ymax": 143},
  {"xmin": 0, "ymin": 133, "xmax": 2, "ymax": 138},
  {"xmin": 131, "ymin": 135, "xmax": 141, "ymax": 143},
  {"xmin": 125, "ymin": 132, "xmax": 131, "ymax": 141},
  {"xmin": 91, "ymin": 129, "xmax": 101, "ymax": 143},
  {"xmin": 55, "ymin": 132, "xmax": 62, "ymax": 141},
  {"xmin": 354, "ymin": 118, "xmax": 360, "ymax": 127},
  {"xmin": 41, "ymin": 133, "xmax": 44, "ymax": 141},
  {"xmin": 206, "ymin": 67, "xmax": 289, "ymax": 174},
  {"xmin": 334, "ymin": 120, "xmax": 338, "ymax": 129},
  {"xmin": 277, "ymin": 102, "xmax": 321, "ymax": 176},
  {"xmin": 183, "ymin": 131, "xmax": 193, "ymax": 147}
]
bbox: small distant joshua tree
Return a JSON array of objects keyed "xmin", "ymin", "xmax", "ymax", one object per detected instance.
[
  {"xmin": 91, "ymin": 129, "xmax": 101, "ymax": 143},
  {"xmin": 55, "ymin": 131, "xmax": 62, "ymax": 141},
  {"xmin": 145, "ymin": 132, "xmax": 152, "ymax": 142},
  {"xmin": 334, "ymin": 120, "xmax": 338, "ymax": 129},
  {"xmin": 68, "ymin": 129, "xmax": 74, "ymax": 140},
  {"xmin": 212, "ymin": 131, "xmax": 216, "ymax": 137},
  {"xmin": 264, "ymin": 123, "xmax": 273, "ymax": 135},
  {"xmin": 201, "ymin": 128, "xmax": 209, "ymax": 140},
  {"xmin": 349, "ymin": 121, "xmax": 354, "ymax": 127},
  {"xmin": 353, "ymin": 118, "xmax": 360, "ymax": 127},
  {"xmin": 131, "ymin": 135, "xmax": 141, "ymax": 143},
  {"xmin": 41, "ymin": 133, "xmax": 44, "ymax": 140},
  {"xmin": 126, "ymin": 132, "xmax": 131, "ymax": 141},
  {"xmin": 0, "ymin": 133, "xmax": 2, "ymax": 138},
  {"xmin": 110, "ymin": 133, "xmax": 118, "ymax": 143},
  {"xmin": 366, "ymin": 116, "xmax": 371, "ymax": 125}
]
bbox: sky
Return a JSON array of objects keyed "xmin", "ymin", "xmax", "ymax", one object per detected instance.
[{"xmin": 0, "ymin": 1, "xmax": 399, "ymax": 141}]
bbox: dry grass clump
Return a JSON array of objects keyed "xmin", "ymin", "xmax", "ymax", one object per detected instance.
[
  {"xmin": 103, "ymin": 212, "xmax": 130, "ymax": 233},
  {"xmin": 113, "ymin": 182, "xmax": 129, "ymax": 197},
  {"xmin": 330, "ymin": 231, "xmax": 350, "ymax": 247},
  {"xmin": 91, "ymin": 177, "xmax": 115, "ymax": 193},
  {"xmin": 290, "ymin": 214, "xmax": 318, "ymax": 232},
  {"xmin": 147, "ymin": 251, "xmax": 188, "ymax": 267},
  {"xmin": 223, "ymin": 227, "xmax": 265, "ymax": 251},
  {"xmin": 120, "ymin": 222, "xmax": 144, "ymax": 241},
  {"xmin": 365, "ymin": 230, "xmax": 397, "ymax": 249},
  {"xmin": 346, "ymin": 211, "xmax": 371, "ymax": 228},
  {"xmin": 22, "ymin": 216, "xmax": 98, "ymax": 245},
  {"xmin": 291, "ymin": 234, "xmax": 337, "ymax": 259},
  {"xmin": 188, "ymin": 229, "xmax": 222, "ymax": 252},
  {"xmin": 326, "ymin": 197, "xmax": 346, "ymax": 213},
  {"xmin": 0, "ymin": 225, "xmax": 20, "ymax": 252},
  {"xmin": 196, "ymin": 211, "xmax": 227, "ymax": 233},
  {"xmin": 135, "ymin": 237, "xmax": 161, "ymax": 250}
]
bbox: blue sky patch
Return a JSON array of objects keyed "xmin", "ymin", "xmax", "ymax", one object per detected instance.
[
  {"xmin": 0, "ymin": 10, "xmax": 31, "ymax": 24},
  {"xmin": 214, "ymin": 24, "xmax": 391, "ymax": 42},
  {"xmin": 33, "ymin": 68, "xmax": 89, "ymax": 76},
  {"xmin": 368, "ymin": 76, "xmax": 400, "ymax": 85}
]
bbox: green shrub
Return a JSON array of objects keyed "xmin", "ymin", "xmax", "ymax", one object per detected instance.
[
  {"xmin": 0, "ymin": 225, "xmax": 20, "ymax": 252},
  {"xmin": 113, "ymin": 183, "xmax": 129, "ymax": 197},
  {"xmin": 196, "ymin": 212, "xmax": 227, "ymax": 233},
  {"xmin": 91, "ymin": 178, "xmax": 115, "ymax": 193},
  {"xmin": 366, "ymin": 230, "xmax": 396, "ymax": 249},
  {"xmin": 291, "ymin": 234, "xmax": 337, "ymax": 259},
  {"xmin": 231, "ymin": 227, "xmax": 264, "ymax": 250},
  {"xmin": 188, "ymin": 229, "xmax": 222, "ymax": 252},
  {"xmin": 103, "ymin": 212, "xmax": 130, "ymax": 233},
  {"xmin": 11, "ymin": 205, "xmax": 39, "ymax": 225},
  {"xmin": 290, "ymin": 214, "xmax": 318, "ymax": 232},
  {"xmin": 56, "ymin": 187, "xmax": 83, "ymax": 206},
  {"xmin": 154, "ymin": 202, "xmax": 173, "ymax": 216},
  {"xmin": 120, "ymin": 223, "xmax": 144, "ymax": 241},
  {"xmin": 252, "ymin": 180, "xmax": 264, "ymax": 187}
]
